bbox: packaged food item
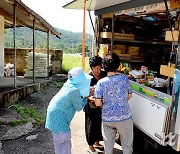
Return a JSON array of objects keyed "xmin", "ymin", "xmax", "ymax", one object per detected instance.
[
  {"xmin": 131, "ymin": 84, "xmax": 139, "ymax": 91},
  {"xmin": 154, "ymin": 77, "xmax": 167, "ymax": 87},
  {"xmin": 148, "ymin": 91, "xmax": 155, "ymax": 98},
  {"xmin": 164, "ymin": 97, "xmax": 169, "ymax": 104},
  {"xmin": 147, "ymin": 75, "xmax": 154, "ymax": 81},
  {"xmin": 141, "ymin": 66, "xmax": 148, "ymax": 79}
]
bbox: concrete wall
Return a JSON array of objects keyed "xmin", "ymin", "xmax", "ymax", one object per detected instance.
[
  {"xmin": 4, "ymin": 48, "xmax": 63, "ymax": 76},
  {"xmin": 0, "ymin": 81, "xmax": 48, "ymax": 108},
  {"xmin": 0, "ymin": 16, "xmax": 4, "ymax": 77}
]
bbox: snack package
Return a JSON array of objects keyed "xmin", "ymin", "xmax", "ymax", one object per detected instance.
[{"xmin": 141, "ymin": 66, "xmax": 148, "ymax": 79}]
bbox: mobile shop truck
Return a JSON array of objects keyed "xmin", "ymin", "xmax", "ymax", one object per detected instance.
[
  {"xmin": 63, "ymin": 0, "xmax": 180, "ymax": 152},
  {"xmin": 94, "ymin": 0, "xmax": 180, "ymax": 152}
]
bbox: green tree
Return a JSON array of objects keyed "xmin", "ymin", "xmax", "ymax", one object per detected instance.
[{"xmin": 75, "ymin": 43, "xmax": 89, "ymax": 54}]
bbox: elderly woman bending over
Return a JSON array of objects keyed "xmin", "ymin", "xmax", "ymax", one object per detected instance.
[{"xmin": 45, "ymin": 67, "xmax": 92, "ymax": 154}]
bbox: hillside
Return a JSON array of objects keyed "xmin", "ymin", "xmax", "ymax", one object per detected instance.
[{"xmin": 4, "ymin": 27, "xmax": 93, "ymax": 53}]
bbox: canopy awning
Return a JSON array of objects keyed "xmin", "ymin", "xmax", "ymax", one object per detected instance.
[
  {"xmin": 63, "ymin": 0, "xmax": 168, "ymax": 15},
  {"xmin": 1, "ymin": 0, "xmax": 61, "ymax": 38},
  {"xmin": 63, "ymin": 0, "xmax": 131, "ymax": 11}
]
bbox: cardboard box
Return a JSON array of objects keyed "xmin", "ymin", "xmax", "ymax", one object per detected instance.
[
  {"xmin": 100, "ymin": 32, "xmax": 112, "ymax": 38},
  {"xmin": 114, "ymin": 45, "xmax": 126, "ymax": 54},
  {"xmin": 165, "ymin": 30, "xmax": 179, "ymax": 42},
  {"xmin": 160, "ymin": 65, "xmax": 175, "ymax": 78},
  {"xmin": 119, "ymin": 54, "xmax": 131, "ymax": 57},
  {"xmin": 113, "ymin": 50, "xmax": 122, "ymax": 55},
  {"xmin": 100, "ymin": 32, "xmax": 135, "ymax": 40},
  {"xmin": 127, "ymin": 46, "xmax": 139, "ymax": 55}
]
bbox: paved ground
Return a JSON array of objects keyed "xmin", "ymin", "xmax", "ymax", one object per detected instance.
[
  {"xmin": 71, "ymin": 111, "xmax": 122, "ymax": 154},
  {"xmin": 1, "ymin": 111, "xmax": 122, "ymax": 154}
]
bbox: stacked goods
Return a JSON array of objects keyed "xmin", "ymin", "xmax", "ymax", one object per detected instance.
[
  {"xmin": 113, "ymin": 45, "xmax": 126, "ymax": 55},
  {"xmin": 24, "ymin": 52, "xmax": 51, "ymax": 77},
  {"xmin": 100, "ymin": 32, "xmax": 135, "ymax": 40},
  {"xmin": 127, "ymin": 46, "xmax": 139, "ymax": 55}
]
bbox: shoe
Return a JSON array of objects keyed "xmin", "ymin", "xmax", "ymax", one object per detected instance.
[
  {"xmin": 87, "ymin": 149, "xmax": 98, "ymax": 154},
  {"xmin": 93, "ymin": 144, "xmax": 104, "ymax": 148}
]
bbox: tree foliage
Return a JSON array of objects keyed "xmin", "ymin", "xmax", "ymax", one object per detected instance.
[{"xmin": 75, "ymin": 43, "xmax": 89, "ymax": 53}]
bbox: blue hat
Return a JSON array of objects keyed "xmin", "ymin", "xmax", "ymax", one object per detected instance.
[{"xmin": 64, "ymin": 67, "xmax": 92, "ymax": 97}]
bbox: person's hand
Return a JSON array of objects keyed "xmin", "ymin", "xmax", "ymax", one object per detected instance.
[
  {"xmin": 128, "ymin": 93, "xmax": 132, "ymax": 100},
  {"xmin": 89, "ymin": 86, "xmax": 95, "ymax": 97},
  {"xmin": 88, "ymin": 96, "xmax": 95, "ymax": 102}
]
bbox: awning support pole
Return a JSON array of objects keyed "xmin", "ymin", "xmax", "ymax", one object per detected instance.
[
  {"xmin": 33, "ymin": 19, "xmax": 36, "ymax": 83},
  {"xmin": 88, "ymin": 10, "xmax": 98, "ymax": 56},
  {"xmin": 164, "ymin": 0, "xmax": 174, "ymax": 42},
  {"xmin": 13, "ymin": 3, "xmax": 17, "ymax": 88},
  {"xmin": 110, "ymin": 15, "xmax": 115, "ymax": 56},
  {"xmin": 88, "ymin": 10, "xmax": 95, "ymax": 34},
  {"xmin": 82, "ymin": 0, "xmax": 87, "ymax": 70},
  {"xmin": 47, "ymin": 30, "xmax": 50, "ymax": 79}
]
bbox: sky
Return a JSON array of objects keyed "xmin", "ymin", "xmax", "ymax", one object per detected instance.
[{"xmin": 22, "ymin": 0, "xmax": 95, "ymax": 34}]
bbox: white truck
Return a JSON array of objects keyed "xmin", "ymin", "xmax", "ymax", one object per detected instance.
[{"xmin": 64, "ymin": 0, "xmax": 180, "ymax": 152}]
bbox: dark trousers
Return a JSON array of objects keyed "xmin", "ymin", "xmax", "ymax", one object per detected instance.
[{"xmin": 85, "ymin": 107, "xmax": 103, "ymax": 146}]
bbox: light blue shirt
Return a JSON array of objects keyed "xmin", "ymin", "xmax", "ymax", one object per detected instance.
[
  {"xmin": 45, "ymin": 86, "xmax": 87, "ymax": 134},
  {"xmin": 94, "ymin": 74, "xmax": 132, "ymax": 122}
]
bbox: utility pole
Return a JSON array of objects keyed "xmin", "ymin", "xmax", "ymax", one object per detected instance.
[{"xmin": 82, "ymin": 0, "xmax": 87, "ymax": 70}]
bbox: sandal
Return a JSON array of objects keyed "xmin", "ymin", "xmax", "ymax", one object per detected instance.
[
  {"xmin": 93, "ymin": 144, "xmax": 104, "ymax": 148},
  {"xmin": 87, "ymin": 149, "xmax": 98, "ymax": 154}
]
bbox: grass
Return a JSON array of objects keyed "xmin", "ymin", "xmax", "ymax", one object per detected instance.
[
  {"xmin": 61, "ymin": 54, "xmax": 90, "ymax": 74},
  {"xmin": 10, "ymin": 119, "xmax": 29, "ymax": 127},
  {"xmin": 56, "ymin": 81, "xmax": 64, "ymax": 88},
  {"xmin": 9, "ymin": 103, "xmax": 45, "ymax": 126}
]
